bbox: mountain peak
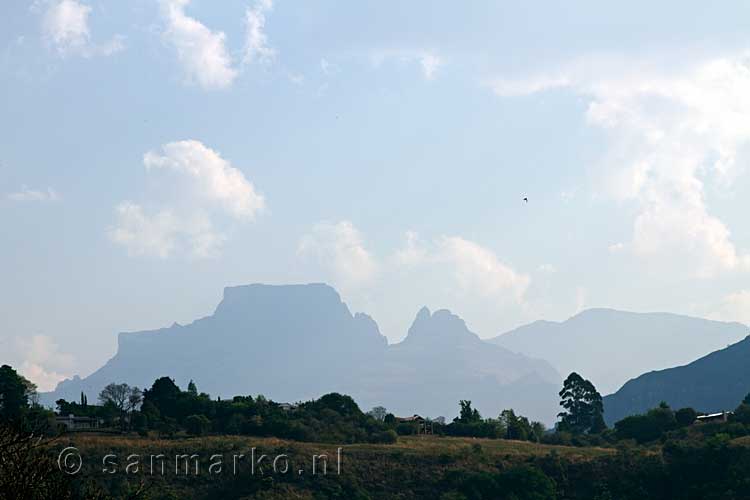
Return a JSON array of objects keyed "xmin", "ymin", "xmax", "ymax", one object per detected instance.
[
  {"xmin": 215, "ymin": 283, "xmax": 346, "ymax": 319},
  {"xmin": 403, "ymin": 307, "xmax": 479, "ymax": 344}
]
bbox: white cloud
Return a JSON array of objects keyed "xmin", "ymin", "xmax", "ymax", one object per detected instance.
[
  {"xmin": 7, "ymin": 186, "xmax": 60, "ymax": 202},
  {"xmin": 108, "ymin": 202, "xmax": 179, "ymax": 258},
  {"xmin": 160, "ymin": 0, "xmax": 237, "ymax": 89},
  {"xmin": 110, "ymin": 140, "xmax": 263, "ymax": 259},
  {"xmin": 560, "ymin": 189, "xmax": 576, "ymax": 203},
  {"xmin": 370, "ymin": 49, "xmax": 444, "ymax": 80},
  {"xmin": 537, "ymin": 264, "xmax": 557, "ymax": 273},
  {"xmin": 296, "ymin": 227, "xmax": 530, "ymax": 338},
  {"xmin": 608, "ymin": 242, "xmax": 625, "ymax": 253},
  {"xmin": 320, "ymin": 58, "xmax": 332, "ymax": 75},
  {"xmin": 298, "ymin": 221, "xmax": 377, "ymax": 289},
  {"xmin": 437, "ymin": 236, "xmax": 530, "ymax": 303},
  {"xmin": 391, "ymin": 231, "xmax": 530, "ymax": 303},
  {"xmin": 244, "ymin": 0, "xmax": 275, "ymax": 65},
  {"xmin": 108, "ymin": 202, "xmax": 224, "ymax": 258},
  {"xmin": 41, "ymin": 0, "xmax": 124, "ymax": 57},
  {"xmin": 42, "ymin": 0, "xmax": 90, "ymax": 53},
  {"xmin": 393, "ymin": 230, "xmax": 427, "ymax": 266},
  {"xmin": 486, "ymin": 74, "xmax": 570, "ymax": 97},
  {"xmin": 710, "ymin": 290, "xmax": 750, "ymax": 325},
  {"xmin": 489, "ymin": 52, "xmax": 750, "ymax": 277},
  {"xmin": 419, "ymin": 53, "xmax": 442, "ymax": 80},
  {"xmin": 144, "ymin": 140, "xmax": 265, "ymax": 220},
  {"xmin": 11, "ymin": 335, "xmax": 74, "ymax": 392}
]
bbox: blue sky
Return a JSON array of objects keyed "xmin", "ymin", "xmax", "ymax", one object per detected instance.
[{"xmin": 3, "ymin": 0, "xmax": 750, "ymax": 390}]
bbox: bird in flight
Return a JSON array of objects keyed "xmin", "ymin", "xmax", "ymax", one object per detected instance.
[{"xmin": 523, "ymin": 197, "xmax": 528, "ymax": 203}]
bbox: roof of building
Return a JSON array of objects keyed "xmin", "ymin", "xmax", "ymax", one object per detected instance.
[{"xmin": 396, "ymin": 414, "xmax": 424, "ymax": 422}]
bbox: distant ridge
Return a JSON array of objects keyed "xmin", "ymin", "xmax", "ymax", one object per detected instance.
[
  {"xmin": 42, "ymin": 283, "xmax": 561, "ymax": 423},
  {"xmin": 490, "ymin": 308, "xmax": 748, "ymax": 395},
  {"xmin": 603, "ymin": 335, "xmax": 750, "ymax": 425}
]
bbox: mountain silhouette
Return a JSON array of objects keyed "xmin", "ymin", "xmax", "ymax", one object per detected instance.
[
  {"xmin": 603, "ymin": 335, "xmax": 750, "ymax": 425},
  {"xmin": 373, "ymin": 307, "xmax": 560, "ymax": 423},
  {"xmin": 43, "ymin": 284, "xmax": 561, "ymax": 423},
  {"xmin": 490, "ymin": 308, "xmax": 748, "ymax": 394}
]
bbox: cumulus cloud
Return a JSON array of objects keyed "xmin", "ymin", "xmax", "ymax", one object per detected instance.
[
  {"xmin": 296, "ymin": 226, "xmax": 531, "ymax": 338},
  {"xmin": 393, "ymin": 230, "xmax": 427, "ymax": 266},
  {"xmin": 370, "ymin": 49, "xmax": 444, "ymax": 80},
  {"xmin": 108, "ymin": 202, "xmax": 224, "ymax": 258},
  {"xmin": 244, "ymin": 0, "xmax": 275, "ymax": 65},
  {"xmin": 11, "ymin": 335, "xmax": 75, "ymax": 392},
  {"xmin": 110, "ymin": 140, "xmax": 263, "ymax": 258},
  {"xmin": 489, "ymin": 52, "xmax": 750, "ymax": 277},
  {"xmin": 298, "ymin": 221, "xmax": 377, "ymax": 289},
  {"xmin": 435, "ymin": 236, "xmax": 530, "ymax": 302},
  {"xmin": 537, "ymin": 264, "xmax": 557, "ymax": 273},
  {"xmin": 160, "ymin": 0, "xmax": 237, "ymax": 89},
  {"xmin": 42, "ymin": 0, "xmax": 90, "ymax": 52},
  {"xmin": 710, "ymin": 290, "xmax": 750, "ymax": 325},
  {"xmin": 485, "ymin": 74, "xmax": 570, "ymax": 97},
  {"xmin": 389, "ymin": 231, "xmax": 532, "ymax": 337},
  {"xmin": 7, "ymin": 186, "xmax": 60, "ymax": 202},
  {"xmin": 419, "ymin": 53, "xmax": 442, "ymax": 80},
  {"xmin": 41, "ymin": 0, "xmax": 124, "ymax": 57},
  {"xmin": 144, "ymin": 140, "xmax": 265, "ymax": 220},
  {"xmin": 392, "ymin": 231, "xmax": 530, "ymax": 303}
]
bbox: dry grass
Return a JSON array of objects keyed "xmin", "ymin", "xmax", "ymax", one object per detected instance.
[
  {"xmin": 66, "ymin": 433, "xmax": 613, "ymax": 462},
  {"xmin": 372, "ymin": 435, "xmax": 615, "ymax": 459},
  {"xmin": 57, "ymin": 434, "xmax": 617, "ymax": 499}
]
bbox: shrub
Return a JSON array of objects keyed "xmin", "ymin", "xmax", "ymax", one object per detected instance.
[
  {"xmin": 185, "ymin": 414, "xmax": 211, "ymax": 436},
  {"xmin": 370, "ymin": 429, "xmax": 398, "ymax": 444}
]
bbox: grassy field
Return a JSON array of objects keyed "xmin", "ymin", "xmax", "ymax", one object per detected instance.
[{"xmin": 60, "ymin": 433, "xmax": 615, "ymax": 499}]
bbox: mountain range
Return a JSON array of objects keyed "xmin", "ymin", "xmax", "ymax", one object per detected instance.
[
  {"xmin": 603, "ymin": 335, "xmax": 750, "ymax": 424},
  {"xmin": 490, "ymin": 308, "xmax": 748, "ymax": 395},
  {"xmin": 43, "ymin": 284, "xmax": 750, "ymax": 426},
  {"xmin": 43, "ymin": 283, "xmax": 561, "ymax": 424}
]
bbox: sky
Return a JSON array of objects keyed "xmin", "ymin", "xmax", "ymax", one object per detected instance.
[{"xmin": 3, "ymin": 0, "xmax": 750, "ymax": 391}]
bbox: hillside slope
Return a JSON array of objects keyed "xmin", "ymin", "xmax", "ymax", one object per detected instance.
[{"xmin": 603, "ymin": 335, "xmax": 750, "ymax": 424}]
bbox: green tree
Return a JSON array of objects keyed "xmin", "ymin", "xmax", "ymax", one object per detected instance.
[
  {"xmin": 143, "ymin": 377, "xmax": 181, "ymax": 419},
  {"xmin": 558, "ymin": 372, "xmax": 605, "ymax": 434},
  {"xmin": 187, "ymin": 380, "xmax": 198, "ymax": 396},
  {"xmin": 614, "ymin": 403, "xmax": 677, "ymax": 443},
  {"xmin": 675, "ymin": 407, "xmax": 697, "ymax": 427},
  {"xmin": 185, "ymin": 414, "xmax": 211, "ymax": 435},
  {"xmin": 311, "ymin": 393, "xmax": 362, "ymax": 417},
  {"xmin": 530, "ymin": 421, "xmax": 546, "ymax": 442},
  {"xmin": 499, "ymin": 409, "xmax": 523, "ymax": 440},
  {"xmin": 0, "ymin": 365, "xmax": 30, "ymax": 421},
  {"xmin": 458, "ymin": 400, "xmax": 481, "ymax": 424},
  {"xmin": 367, "ymin": 406, "xmax": 388, "ymax": 421}
]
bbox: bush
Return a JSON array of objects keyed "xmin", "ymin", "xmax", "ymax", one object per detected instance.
[
  {"xmin": 444, "ymin": 465, "xmax": 555, "ymax": 500},
  {"xmin": 675, "ymin": 408, "xmax": 697, "ymax": 427},
  {"xmin": 370, "ymin": 429, "xmax": 398, "ymax": 444},
  {"xmin": 396, "ymin": 423, "xmax": 417, "ymax": 435},
  {"xmin": 185, "ymin": 414, "xmax": 211, "ymax": 436}
]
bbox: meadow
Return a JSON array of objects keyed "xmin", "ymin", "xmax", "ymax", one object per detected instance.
[{"xmin": 61, "ymin": 433, "xmax": 616, "ymax": 499}]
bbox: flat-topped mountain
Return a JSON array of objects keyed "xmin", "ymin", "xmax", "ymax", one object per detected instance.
[
  {"xmin": 43, "ymin": 284, "xmax": 561, "ymax": 423},
  {"xmin": 490, "ymin": 308, "xmax": 748, "ymax": 395}
]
